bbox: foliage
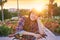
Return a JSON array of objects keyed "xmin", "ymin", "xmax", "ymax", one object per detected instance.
[
  {"xmin": 20, "ymin": 9, "xmax": 30, "ymax": 16},
  {"xmin": 3, "ymin": 9, "xmax": 12, "ymax": 19},
  {"xmin": 53, "ymin": 7, "xmax": 60, "ymax": 16},
  {"xmin": 0, "ymin": 24, "xmax": 12, "ymax": 36},
  {"xmin": 0, "ymin": 9, "xmax": 12, "ymax": 20},
  {"xmin": 10, "ymin": 12, "xmax": 18, "ymax": 17},
  {"xmin": 42, "ymin": 18, "xmax": 59, "ymax": 31},
  {"xmin": 0, "ymin": 0, "xmax": 7, "ymax": 5},
  {"xmin": 55, "ymin": 26, "xmax": 60, "ymax": 33},
  {"xmin": 53, "ymin": 3, "xmax": 60, "ymax": 16},
  {"xmin": 42, "ymin": 18, "xmax": 60, "ymax": 34},
  {"xmin": 48, "ymin": 2, "xmax": 60, "ymax": 16}
]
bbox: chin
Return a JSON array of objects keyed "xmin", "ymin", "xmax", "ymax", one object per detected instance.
[{"xmin": 30, "ymin": 19, "xmax": 36, "ymax": 21}]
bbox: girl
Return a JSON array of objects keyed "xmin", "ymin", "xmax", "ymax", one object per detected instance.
[{"xmin": 9, "ymin": 9, "xmax": 45, "ymax": 40}]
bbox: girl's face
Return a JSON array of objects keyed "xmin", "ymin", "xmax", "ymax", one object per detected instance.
[{"xmin": 30, "ymin": 12, "xmax": 38, "ymax": 21}]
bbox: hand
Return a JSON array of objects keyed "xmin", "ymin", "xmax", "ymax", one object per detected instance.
[
  {"xmin": 34, "ymin": 34, "xmax": 42, "ymax": 39},
  {"xmin": 40, "ymin": 33, "xmax": 47, "ymax": 38},
  {"xmin": 39, "ymin": 32, "xmax": 47, "ymax": 38}
]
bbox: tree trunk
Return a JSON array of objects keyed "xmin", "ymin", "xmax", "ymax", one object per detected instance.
[{"xmin": 1, "ymin": 4, "xmax": 4, "ymax": 23}]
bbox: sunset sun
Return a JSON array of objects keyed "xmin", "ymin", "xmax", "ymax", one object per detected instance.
[{"xmin": 33, "ymin": 3, "xmax": 47, "ymax": 12}]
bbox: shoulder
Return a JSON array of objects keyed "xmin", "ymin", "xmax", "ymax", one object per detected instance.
[
  {"xmin": 37, "ymin": 17, "xmax": 42, "ymax": 23},
  {"xmin": 37, "ymin": 17, "xmax": 41, "ymax": 21},
  {"xmin": 19, "ymin": 16, "xmax": 26, "ymax": 21}
]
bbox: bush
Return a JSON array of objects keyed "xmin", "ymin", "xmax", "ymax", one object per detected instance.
[
  {"xmin": 0, "ymin": 24, "xmax": 12, "ymax": 37},
  {"xmin": 55, "ymin": 26, "xmax": 60, "ymax": 33}
]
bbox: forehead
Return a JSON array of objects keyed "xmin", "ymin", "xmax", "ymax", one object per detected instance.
[{"xmin": 31, "ymin": 12, "xmax": 39, "ymax": 16}]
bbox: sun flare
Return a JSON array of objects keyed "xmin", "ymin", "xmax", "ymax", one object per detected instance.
[{"xmin": 33, "ymin": 3, "xmax": 47, "ymax": 12}]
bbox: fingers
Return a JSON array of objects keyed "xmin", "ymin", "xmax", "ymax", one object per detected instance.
[
  {"xmin": 34, "ymin": 34, "xmax": 42, "ymax": 39},
  {"xmin": 41, "ymin": 34, "xmax": 47, "ymax": 38}
]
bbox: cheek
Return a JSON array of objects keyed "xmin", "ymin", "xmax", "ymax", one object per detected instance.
[
  {"xmin": 34, "ymin": 15, "xmax": 38, "ymax": 19},
  {"xmin": 30, "ymin": 15, "xmax": 35, "ymax": 20},
  {"xmin": 30, "ymin": 16, "xmax": 38, "ymax": 21},
  {"xmin": 33, "ymin": 16, "xmax": 37, "ymax": 19}
]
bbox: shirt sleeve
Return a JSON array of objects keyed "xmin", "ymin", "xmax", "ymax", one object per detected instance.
[
  {"xmin": 15, "ymin": 30, "xmax": 25, "ymax": 35},
  {"xmin": 16, "ymin": 17, "xmax": 25, "ymax": 32}
]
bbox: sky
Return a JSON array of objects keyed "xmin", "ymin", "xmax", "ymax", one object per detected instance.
[{"xmin": 1, "ymin": 0, "xmax": 60, "ymax": 9}]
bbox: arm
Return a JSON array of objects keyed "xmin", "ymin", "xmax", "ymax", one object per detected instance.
[
  {"xmin": 20, "ymin": 31, "xmax": 36, "ymax": 36},
  {"xmin": 37, "ymin": 18, "xmax": 45, "ymax": 34},
  {"xmin": 18, "ymin": 30, "xmax": 42, "ymax": 39},
  {"xmin": 16, "ymin": 17, "xmax": 36, "ymax": 36},
  {"xmin": 37, "ymin": 18, "xmax": 47, "ymax": 38},
  {"xmin": 16, "ymin": 17, "xmax": 42, "ymax": 38}
]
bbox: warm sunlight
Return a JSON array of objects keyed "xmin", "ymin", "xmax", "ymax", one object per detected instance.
[{"xmin": 34, "ymin": 3, "xmax": 47, "ymax": 12}]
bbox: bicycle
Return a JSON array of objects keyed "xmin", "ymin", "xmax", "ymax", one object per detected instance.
[{"xmin": 12, "ymin": 34, "xmax": 30, "ymax": 40}]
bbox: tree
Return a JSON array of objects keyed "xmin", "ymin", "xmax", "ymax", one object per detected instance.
[
  {"xmin": 48, "ymin": 0, "xmax": 54, "ymax": 18},
  {"xmin": 53, "ymin": 6, "xmax": 60, "ymax": 16},
  {"xmin": 0, "ymin": 0, "xmax": 7, "ymax": 22},
  {"xmin": 3, "ymin": 9, "xmax": 12, "ymax": 19},
  {"xmin": 53, "ymin": 3, "xmax": 60, "ymax": 16},
  {"xmin": 0, "ymin": 9, "xmax": 12, "ymax": 20},
  {"xmin": 10, "ymin": 12, "xmax": 18, "ymax": 17},
  {"xmin": 53, "ymin": 3, "xmax": 57, "ymax": 7}
]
